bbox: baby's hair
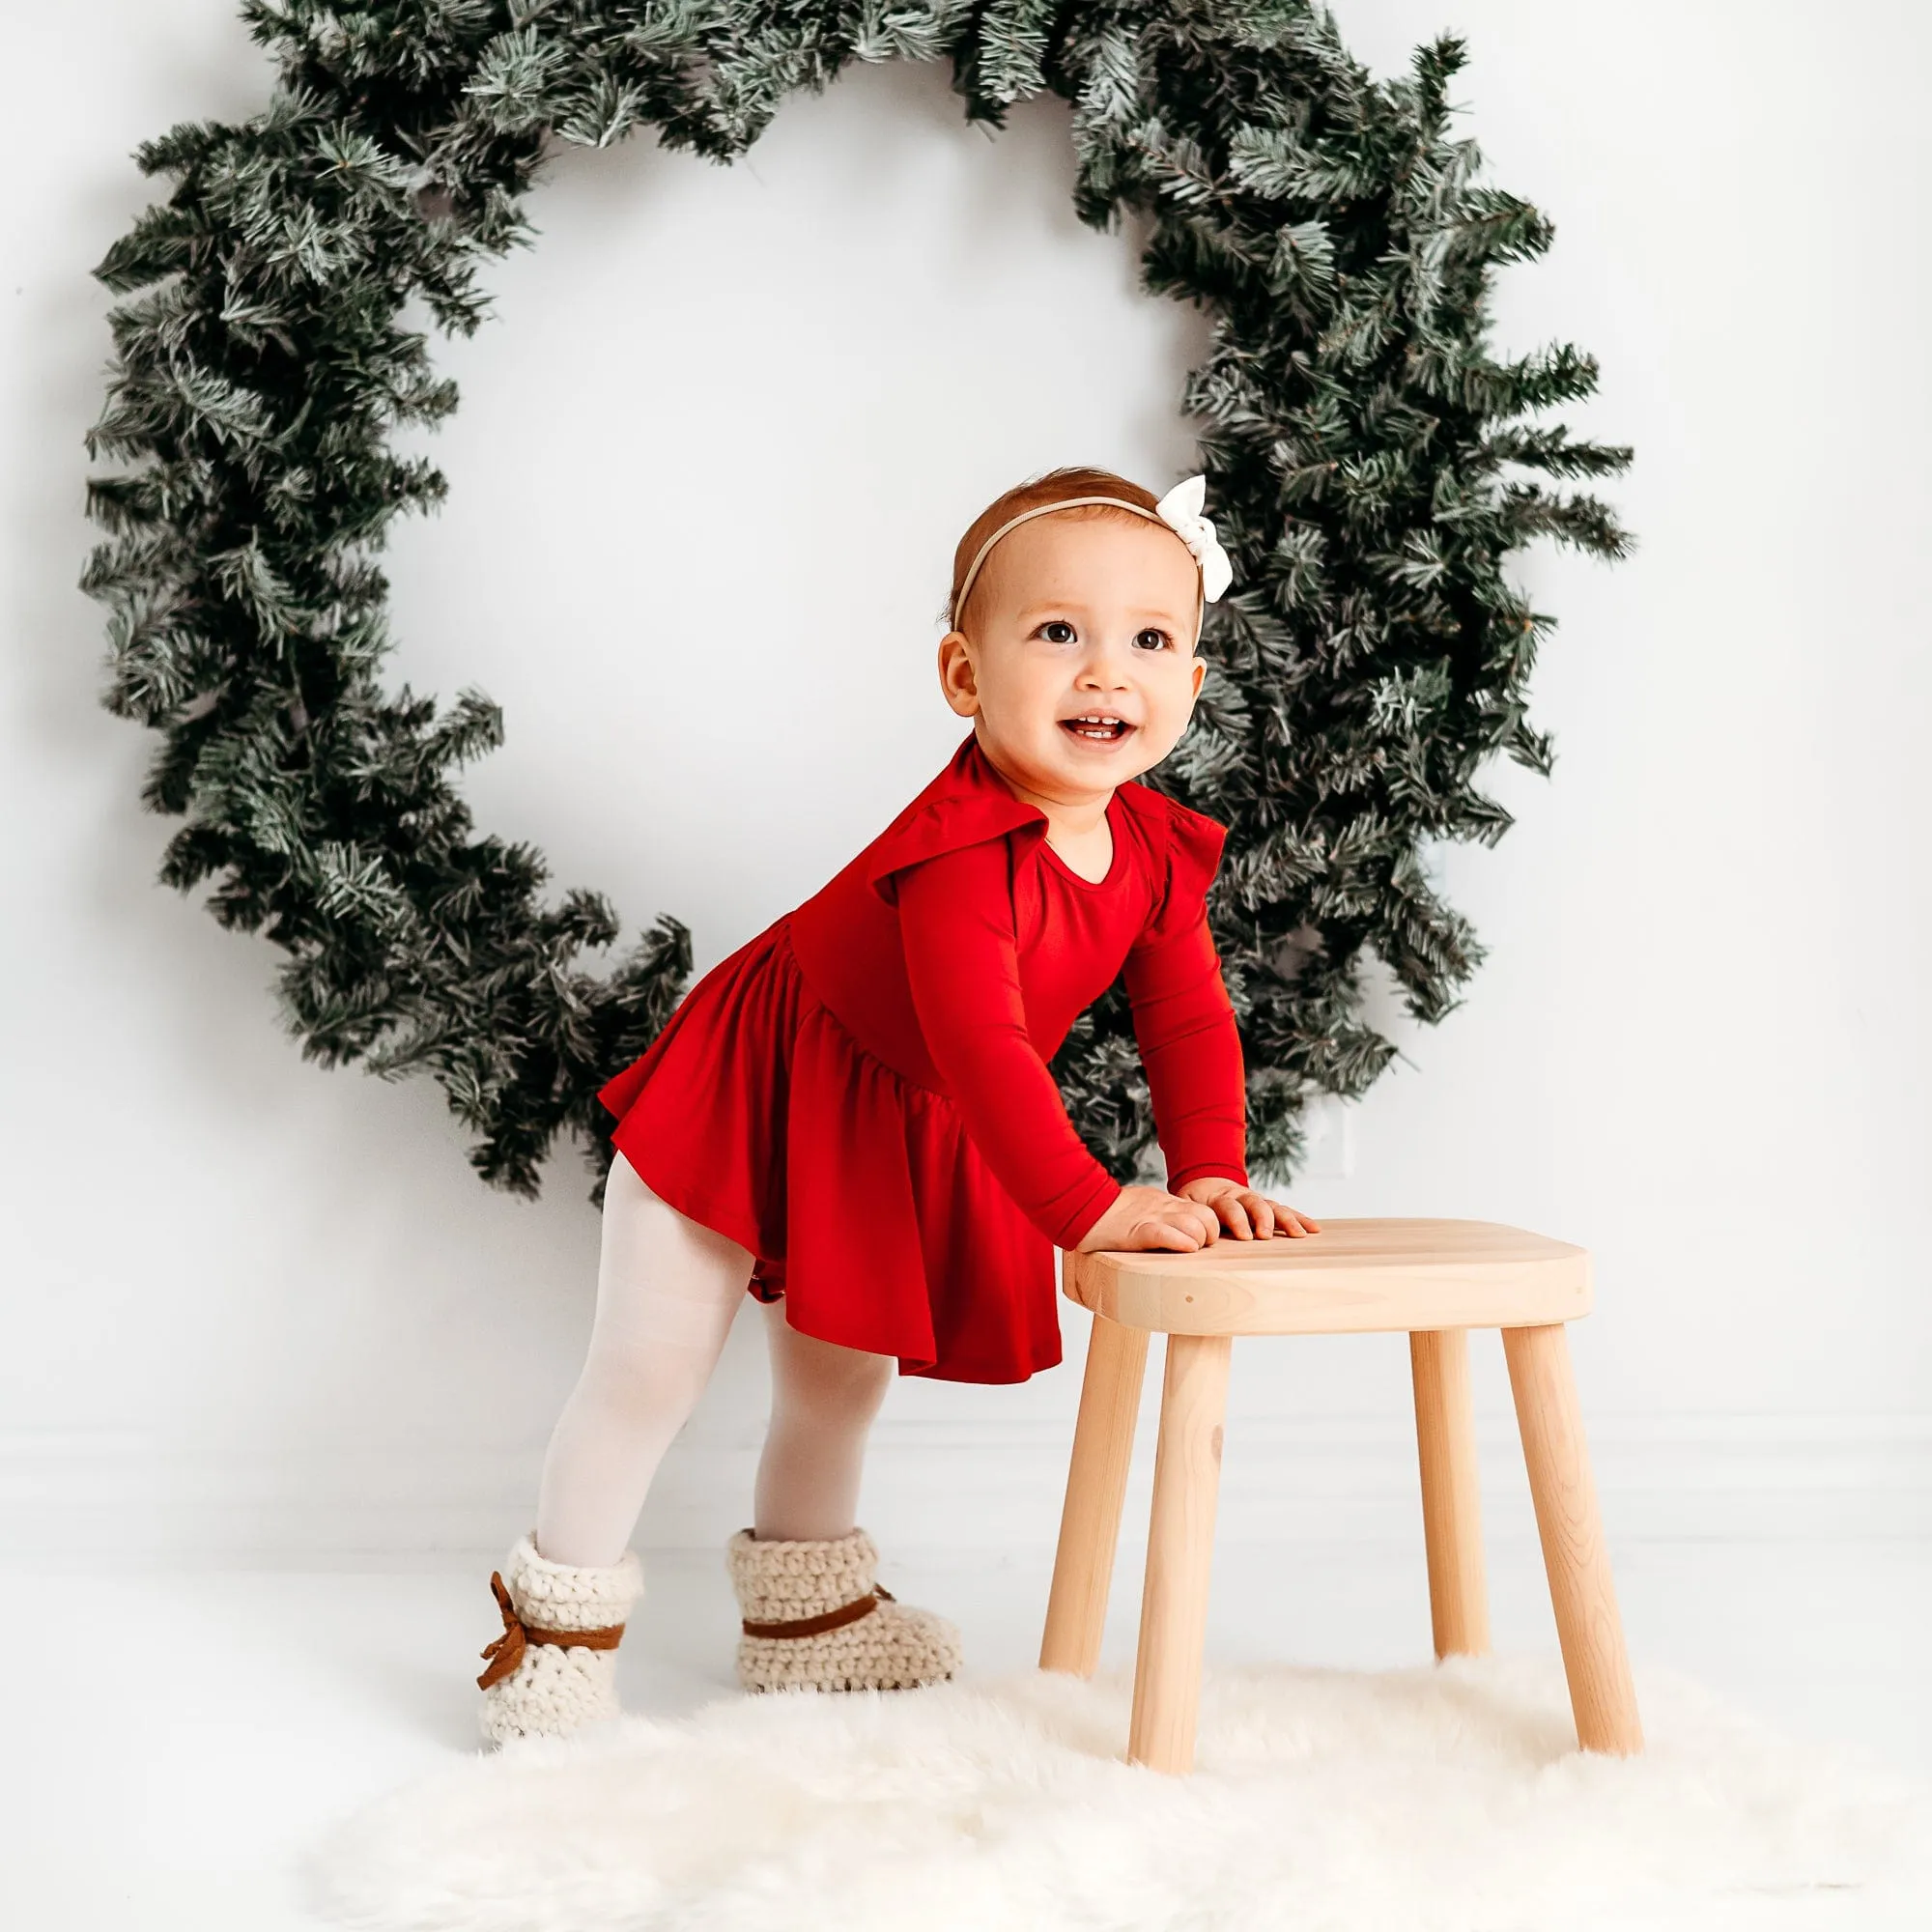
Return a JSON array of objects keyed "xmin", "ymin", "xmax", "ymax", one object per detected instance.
[{"xmin": 947, "ymin": 466, "xmax": 1164, "ymax": 634}]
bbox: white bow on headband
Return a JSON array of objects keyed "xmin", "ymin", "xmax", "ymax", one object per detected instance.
[
  {"xmin": 949, "ymin": 473, "xmax": 1236, "ymax": 632},
  {"xmin": 1152, "ymin": 474, "xmax": 1234, "ymax": 603}
]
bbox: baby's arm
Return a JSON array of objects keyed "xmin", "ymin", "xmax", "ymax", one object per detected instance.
[
  {"xmin": 894, "ymin": 842, "xmax": 1220, "ymax": 1254},
  {"xmin": 1122, "ymin": 908, "xmax": 1246, "ymax": 1185},
  {"xmin": 1124, "ymin": 907, "xmax": 1320, "ymax": 1240}
]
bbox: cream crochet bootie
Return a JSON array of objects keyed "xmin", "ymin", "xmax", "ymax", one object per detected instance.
[
  {"xmin": 727, "ymin": 1525, "xmax": 961, "ymax": 1693},
  {"xmin": 475, "ymin": 1530, "xmax": 644, "ymax": 1746}
]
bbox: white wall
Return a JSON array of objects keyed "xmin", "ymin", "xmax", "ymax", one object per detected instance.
[{"xmin": 3, "ymin": 0, "xmax": 1927, "ymax": 1568}]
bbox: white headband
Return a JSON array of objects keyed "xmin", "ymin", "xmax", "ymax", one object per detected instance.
[{"xmin": 949, "ymin": 473, "xmax": 1234, "ymax": 632}]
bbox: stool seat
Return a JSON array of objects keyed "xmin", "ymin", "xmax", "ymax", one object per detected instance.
[
  {"xmin": 1040, "ymin": 1218, "xmax": 1640, "ymax": 1776},
  {"xmin": 1065, "ymin": 1217, "xmax": 1591, "ymax": 1336}
]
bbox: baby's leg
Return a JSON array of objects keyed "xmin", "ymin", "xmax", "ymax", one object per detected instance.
[
  {"xmin": 731, "ymin": 1307, "xmax": 960, "ymax": 1691},
  {"xmin": 752, "ymin": 1303, "xmax": 895, "ymax": 1541},
  {"xmin": 534, "ymin": 1151, "xmax": 753, "ymax": 1568}
]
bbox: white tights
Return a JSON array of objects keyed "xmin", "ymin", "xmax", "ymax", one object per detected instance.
[{"xmin": 533, "ymin": 1151, "xmax": 895, "ymax": 1569}]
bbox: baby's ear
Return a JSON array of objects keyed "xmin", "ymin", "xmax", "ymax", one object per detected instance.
[{"xmin": 936, "ymin": 630, "xmax": 980, "ymax": 717}]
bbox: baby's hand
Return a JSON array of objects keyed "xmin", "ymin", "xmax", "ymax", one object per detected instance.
[
  {"xmin": 1076, "ymin": 1184, "xmax": 1223, "ymax": 1254},
  {"xmin": 1175, "ymin": 1177, "xmax": 1321, "ymax": 1240}
]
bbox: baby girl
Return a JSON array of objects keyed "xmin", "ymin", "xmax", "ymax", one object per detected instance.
[{"xmin": 476, "ymin": 466, "xmax": 1320, "ymax": 1741}]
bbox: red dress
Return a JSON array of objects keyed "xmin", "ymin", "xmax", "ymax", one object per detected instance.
[{"xmin": 596, "ymin": 730, "xmax": 1249, "ymax": 1383}]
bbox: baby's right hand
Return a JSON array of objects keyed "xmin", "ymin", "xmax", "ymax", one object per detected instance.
[{"xmin": 1076, "ymin": 1185, "xmax": 1221, "ymax": 1254}]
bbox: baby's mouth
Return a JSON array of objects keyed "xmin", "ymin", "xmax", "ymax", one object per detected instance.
[{"xmin": 1060, "ymin": 713, "xmax": 1135, "ymax": 744}]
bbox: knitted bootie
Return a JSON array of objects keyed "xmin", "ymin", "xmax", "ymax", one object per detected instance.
[
  {"xmin": 475, "ymin": 1530, "xmax": 643, "ymax": 1746},
  {"xmin": 727, "ymin": 1525, "xmax": 961, "ymax": 1693}
]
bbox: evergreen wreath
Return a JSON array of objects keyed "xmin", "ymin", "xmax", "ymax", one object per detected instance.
[{"xmin": 82, "ymin": 1, "xmax": 1629, "ymax": 1202}]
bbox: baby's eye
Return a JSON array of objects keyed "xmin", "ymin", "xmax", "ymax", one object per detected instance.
[
  {"xmin": 1133, "ymin": 627, "xmax": 1174, "ymax": 652},
  {"xmin": 1037, "ymin": 619, "xmax": 1078, "ymax": 644}
]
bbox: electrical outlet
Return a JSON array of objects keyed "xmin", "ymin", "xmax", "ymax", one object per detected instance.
[{"xmin": 1298, "ymin": 1093, "xmax": 1355, "ymax": 1179}]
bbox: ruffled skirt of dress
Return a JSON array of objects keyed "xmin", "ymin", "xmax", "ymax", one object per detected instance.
[{"xmin": 596, "ymin": 915, "xmax": 1064, "ymax": 1383}]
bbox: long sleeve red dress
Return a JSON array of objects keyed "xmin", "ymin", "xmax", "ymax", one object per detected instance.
[{"xmin": 596, "ymin": 729, "xmax": 1249, "ymax": 1383}]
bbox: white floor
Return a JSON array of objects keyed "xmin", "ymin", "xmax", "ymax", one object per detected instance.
[{"xmin": 7, "ymin": 1536, "xmax": 1928, "ymax": 1930}]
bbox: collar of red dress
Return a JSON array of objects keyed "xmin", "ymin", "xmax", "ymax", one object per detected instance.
[
  {"xmin": 951, "ymin": 728, "xmax": 1172, "ymax": 828},
  {"xmin": 863, "ymin": 730, "xmax": 1174, "ymax": 907}
]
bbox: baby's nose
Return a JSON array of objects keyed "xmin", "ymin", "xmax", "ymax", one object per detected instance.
[{"xmin": 1078, "ymin": 649, "xmax": 1133, "ymax": 685}]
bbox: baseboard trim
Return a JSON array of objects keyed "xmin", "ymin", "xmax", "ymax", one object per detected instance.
[{"xmin": 3, "ymin": 1415, "xmax": 1927, "ymax": 1566}]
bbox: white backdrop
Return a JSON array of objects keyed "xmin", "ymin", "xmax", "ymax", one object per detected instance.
[{"xmin": 3, "ymin": 0, "xmax": 1927, "ymax": 1567}]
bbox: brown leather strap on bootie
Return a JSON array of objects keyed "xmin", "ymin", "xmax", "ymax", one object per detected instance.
[
  {"xmin": 740, "ymin": 1583, "xmax": 895, "ymax": 1640},
  {"xmin": 477, "ymin": 1569, "xmax": 628, "ymax": 1690}
]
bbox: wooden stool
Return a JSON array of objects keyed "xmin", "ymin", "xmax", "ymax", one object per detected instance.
[{"xmin": 1038, "ymin": 1218, "xmax": 1642, "ymax": 1775}]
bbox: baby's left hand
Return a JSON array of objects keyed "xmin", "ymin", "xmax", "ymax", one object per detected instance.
[{"xmin": 1175, "ymin": 1177, "xmax": 1321, "ymax": 1241}]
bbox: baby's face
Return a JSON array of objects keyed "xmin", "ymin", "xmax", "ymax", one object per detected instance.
[{"xmin": 938, "ymin": 514, "xmax": 1208, "ymax": 803}]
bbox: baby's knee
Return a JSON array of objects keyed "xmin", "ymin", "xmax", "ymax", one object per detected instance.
[
  {"xmin": 772, "ymin": 1322, "xmax": 894, "ymax": 1411},
  {"xmin": 573, "ymin": 1330, "xmax": 716, "ymax": 1414}
]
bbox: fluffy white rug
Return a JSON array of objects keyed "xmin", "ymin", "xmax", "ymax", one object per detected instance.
[{"xmin": 306, "ymin": 1656, "xmax": 1931, "ymax": 1931}]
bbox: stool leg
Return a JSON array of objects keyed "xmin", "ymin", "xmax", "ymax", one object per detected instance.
[
  {"xmin": 1041, "ymin": 1313, "xmax": 1150, "ymax": 1676},
  {"xmin": 1410, "ymin": 1328, "xmax": 1492, "ymax": 1658},
  {"xmin": 1503, "ymin": 1321, "xmax": 1643, "ymax": 1755},
  {"xmin": 1127, "ymin": 1332, "xmax": 1232, "ymax": 1775}
]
